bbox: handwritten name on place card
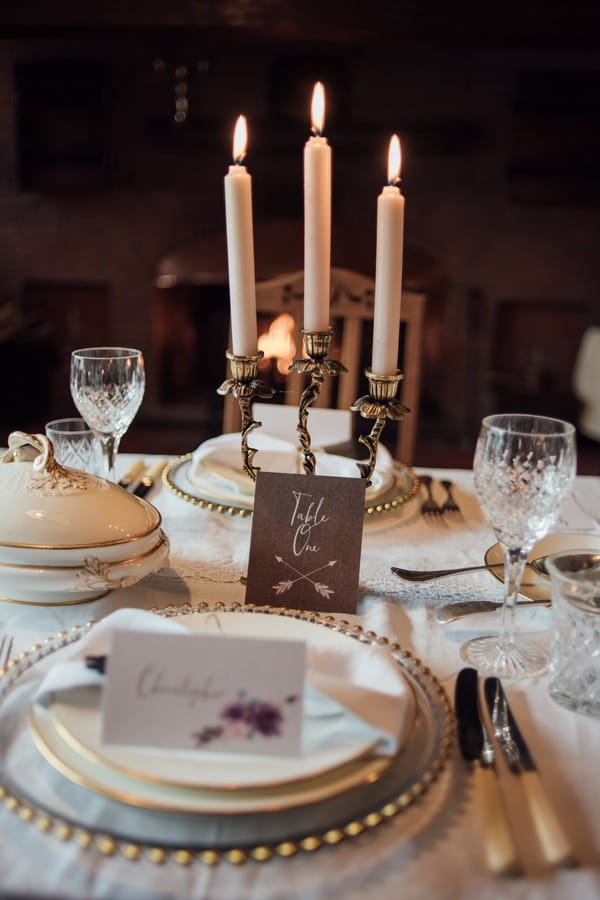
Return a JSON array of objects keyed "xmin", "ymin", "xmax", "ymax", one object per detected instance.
[{"xmin": 100, "ymin": 630, "xmax": 306, "ymax": 756}]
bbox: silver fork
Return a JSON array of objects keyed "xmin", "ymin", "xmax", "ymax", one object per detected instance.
[
  {"xmin": 440, "ymin": 479, "xmax": 462, "ymax": 519},
  {"xmin": 419, "ymin": 475, "xmax": 445, "ymax": 524},
  {"xmin": 0, "ymin": 633, "xmax": 14, "ymax": 671}
]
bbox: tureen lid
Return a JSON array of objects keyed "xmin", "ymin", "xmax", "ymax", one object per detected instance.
[{"xmin": 0, "ymin": 431, "xmax": 161, "ymax": 548}]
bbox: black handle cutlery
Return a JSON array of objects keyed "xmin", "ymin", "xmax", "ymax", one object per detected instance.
[{"xmin": 455, "ymin": 667, "xmax": 577, "ymax": 875}]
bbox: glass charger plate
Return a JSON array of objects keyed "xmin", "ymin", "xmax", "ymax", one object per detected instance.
[
  {"xmin": 485, "ymin": 532, "xmax": 600, "ymax": 602},
  {"xmin": 164, "ymin": 455, "xmax": 420, "ymax": 518},
  {"xmin": 0, "ymin": 605, "xmax": 454, "ymax": 860}
]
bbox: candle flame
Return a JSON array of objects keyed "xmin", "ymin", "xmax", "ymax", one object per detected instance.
[
  {"xmin": 387, "ymin": 135, "xmax": 402, "ymax": 185},
  {"xmin": 311, "ymin": 82, "xmax": 325, "ymax": 135},
  {"xmin": 232, "ymin": 115, "xmax": 248, "ymax": 163}
]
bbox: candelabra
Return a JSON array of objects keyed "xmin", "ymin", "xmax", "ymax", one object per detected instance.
[
  {"xmin": 289, "ymin": 328, "xmax": 347, "ymax": 475},
  {"xmin": 217, "ymin": 351, "xmax": 275, "ymax": 481},
  {"xmin": 351, "ymin": 369, "xmax": 410, "ymax": 485}
]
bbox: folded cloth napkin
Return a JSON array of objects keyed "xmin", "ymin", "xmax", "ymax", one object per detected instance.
[
  {"xmin": 35, "ymin": 607, "xmax": 415, "ymax": 757},
  {"xmin": 189, "ymin": 432, "xmax": 301, "ymax": 495},
  {"xmin": 188, "ymin": 432, "xmax": 395, "ymax": 502}
]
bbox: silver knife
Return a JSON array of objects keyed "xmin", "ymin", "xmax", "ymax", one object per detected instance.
[
  {"xmin": 437, "ymin": 598, "xmax": 550, "ymax": 623},
  {"xmin": 484, "ymin": 678, "xmax": 577, "ymax": 868},
  {"xmin": 455, "ymin": 668, "xmax": 523, "ymax": 876}
]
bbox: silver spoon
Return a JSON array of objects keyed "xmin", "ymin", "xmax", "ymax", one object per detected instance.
[
  {"xmin": 391, "ymin": 559, "xmax": 544, "ymax": 582},
  {"xmin": 392, "ymin": 553, "xmax": 600, "ymax": 582}
]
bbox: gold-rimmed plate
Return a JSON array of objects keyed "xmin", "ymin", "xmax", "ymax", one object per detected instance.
[
  {"xmin": 36, "ymin": 611, "xmax": 416, "ymax": 810},
  {"xmin": 49, "ymin": 684, "xmax": 383, "ymax": 794},
  {"xmin": 485, "ymin": 532, "xmax": 600, "ymax": 602},
  {"xmin": 164, "ymin": 454, "xmax": 420, "ymax": 518},
  {"xmin": 29, "ymin": 701, "xmax": 393, "ymax": 816},
  {"xmin": 1, "ymin": 606, "xmax": 454, "ymax": 855}
]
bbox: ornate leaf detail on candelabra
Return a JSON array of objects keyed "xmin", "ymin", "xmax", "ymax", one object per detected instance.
[
  {"xmin": 350, "ymin": 394, "xmax": 410, "ymax": 421},
  {"xmin": 289, "ymin": 358, "xmax": 347, "ymax": 376},
  {"xmin": 217, "ymin": 378, "xmax": 275, "ymax": 400}
]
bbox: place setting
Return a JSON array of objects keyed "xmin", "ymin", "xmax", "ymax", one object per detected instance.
[
  {"xmin": 0, "ymin": 601, "xmax": 455, "ymax": 860},
  {"xmin": 1, "ymin": 69, "xmax": 599, "ymax": 900},
  {"xmin": 0, "ymin": 84, "xmax": 457, "ymax": 869}
]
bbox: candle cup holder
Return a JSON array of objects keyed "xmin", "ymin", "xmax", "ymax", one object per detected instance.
[
  {"xmin": 350, "ymin": 369, "xmax": 410, "ymax": 486},
  {"xmin": 217, "ymin": 350, "xmax": 275, "ymax": 481},
  {"xmin": 289, "ymin": 328, "xmax": 347, "ymax": 475}
]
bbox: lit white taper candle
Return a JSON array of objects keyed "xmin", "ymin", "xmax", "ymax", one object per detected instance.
[
  {"xmin": 303, "ymin": 82, "xmax": 332, "ymax": 333},
  {"xmin": 371, "ymin": 135, "xmax": 405, "ymax": 376},
  {"xmin": 224, "ymin": 115, "xmax": 258, "ymax": 357}
]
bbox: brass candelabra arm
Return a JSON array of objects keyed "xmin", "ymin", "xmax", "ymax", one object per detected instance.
[
  {"xmin": 350, "ymin": 369, "xmax": 409, "ymax": 486},
  {"xmin": 289, "ymin": 328, "xmax": 347, "ymax": 476},
  {"xmin": 217, "ymin": 350, "xmax": 275, "ymax": 482}
]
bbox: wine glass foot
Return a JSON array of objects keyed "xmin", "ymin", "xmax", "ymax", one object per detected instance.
[{"xmin": 460, "ymin": 635, "xmax": 548, "ymax": 678}]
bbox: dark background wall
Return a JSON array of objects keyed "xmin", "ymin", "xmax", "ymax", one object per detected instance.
[{"xmin": 0, "ymin": 3, "xmax": 599, "ymax": 470}]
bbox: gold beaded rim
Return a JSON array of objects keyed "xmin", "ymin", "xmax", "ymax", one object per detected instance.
[
  {"xmin": 0, "ymin": 604, "xmax": 455, "ymax": 866},
  {"xmin": 163, "ymin": 455, "xmax": 420, "ymax": 518}
]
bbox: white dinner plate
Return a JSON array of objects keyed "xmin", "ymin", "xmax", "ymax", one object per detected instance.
[
  {"xmin": 29, "ymin": 611, "xmax": 418, "ymax": 815},
  {"xmin": 29, "ymin": 701, "xmax": 392, "ymax": 816},
  {"xmin": 485, "ymin": 532, "xmax": 600, "ymax": 602},
  {"xmin": 50, "ymin": 684, "xmax": 382, "ymax": 791}
]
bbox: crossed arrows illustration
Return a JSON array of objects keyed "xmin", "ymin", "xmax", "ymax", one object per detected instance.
[{"xmin": 273, "ymin": 557, "xmax": 337, "ymax": 598}]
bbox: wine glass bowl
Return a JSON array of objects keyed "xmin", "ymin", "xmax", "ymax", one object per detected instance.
[
  {"xmin": 462, "ymin": 413, "xmax": 577, "ymax": 678},
  {"xmin": 70, "ymin": 347, "xmax": 145, "ymax": 482}
]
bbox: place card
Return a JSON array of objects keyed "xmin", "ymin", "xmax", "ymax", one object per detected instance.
[
  {"xmin": 101, "ymin": 629, "xmax": 306, "ymax": 756},
  {"xmin": 245, "ymin": 471, "xmax": 366, "ymax": 614}
]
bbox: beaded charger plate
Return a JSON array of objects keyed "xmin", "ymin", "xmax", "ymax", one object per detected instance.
[
  {"xmin": 164, "ymin": 455, "xmax": 420, "ymax": 518},
  {"xmin": 0, "ymin": 605, "xmax": 454, "ymax": 865}
]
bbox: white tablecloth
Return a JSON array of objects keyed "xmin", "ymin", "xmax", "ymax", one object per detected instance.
[{"xmin": 1, "ymin": 457, "xmax": 599, "ymax": 900}]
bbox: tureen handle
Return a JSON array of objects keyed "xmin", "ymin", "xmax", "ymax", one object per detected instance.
[
  {"xmin": 3, "ymin": 431, "xmax": 56, "ymax": 470},
  {"xmin": 2, "ymin": 430, "xmax": 90, "ymax": 493}
]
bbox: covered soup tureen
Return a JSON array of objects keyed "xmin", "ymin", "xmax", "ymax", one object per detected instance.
[{"xmin": 0, "ymin": 431, "xmax": 169, "ymax": 605}]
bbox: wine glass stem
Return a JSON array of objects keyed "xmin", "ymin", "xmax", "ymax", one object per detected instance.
[
  {"xmin": 100, "ymin": 434, "xmax": 120, "ymax": 482},
  {"xmin": 500, "ymin": 547, "xmax": 529, "ymax": 653}
]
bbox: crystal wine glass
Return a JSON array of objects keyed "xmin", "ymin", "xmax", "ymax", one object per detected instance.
[
  {"xmin": 70, "ymin": 347, "xmax": 145, "ymax": 482},
  {"xmin": 461, "ymin": 413, "xmax": 577, "ymax": 678}
]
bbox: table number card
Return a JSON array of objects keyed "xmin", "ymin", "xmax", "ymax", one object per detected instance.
[
  {"xmin": 101, "ymin": 630, "xmax": 306, "ymax": 757},
  {"xmin": 245, "ymin": 471, "xmax": 366, "ymax": 614}
]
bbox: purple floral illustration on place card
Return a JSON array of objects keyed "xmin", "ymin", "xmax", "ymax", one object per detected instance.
[{"xmin": 191, "ymin": 691, "xmax": 298, "ymax": 747}]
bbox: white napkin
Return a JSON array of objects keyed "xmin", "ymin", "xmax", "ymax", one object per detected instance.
[
  {"xmin": 188, "ymin": 432, "xmax": 396, "ymax": 502},
  {"xmin": 35, "ymin": 608, "xmax": 415, "ymax": 757},
  {"xmin": 190, "ymin": 432, "xmax": 301, "ymax": 495}
]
